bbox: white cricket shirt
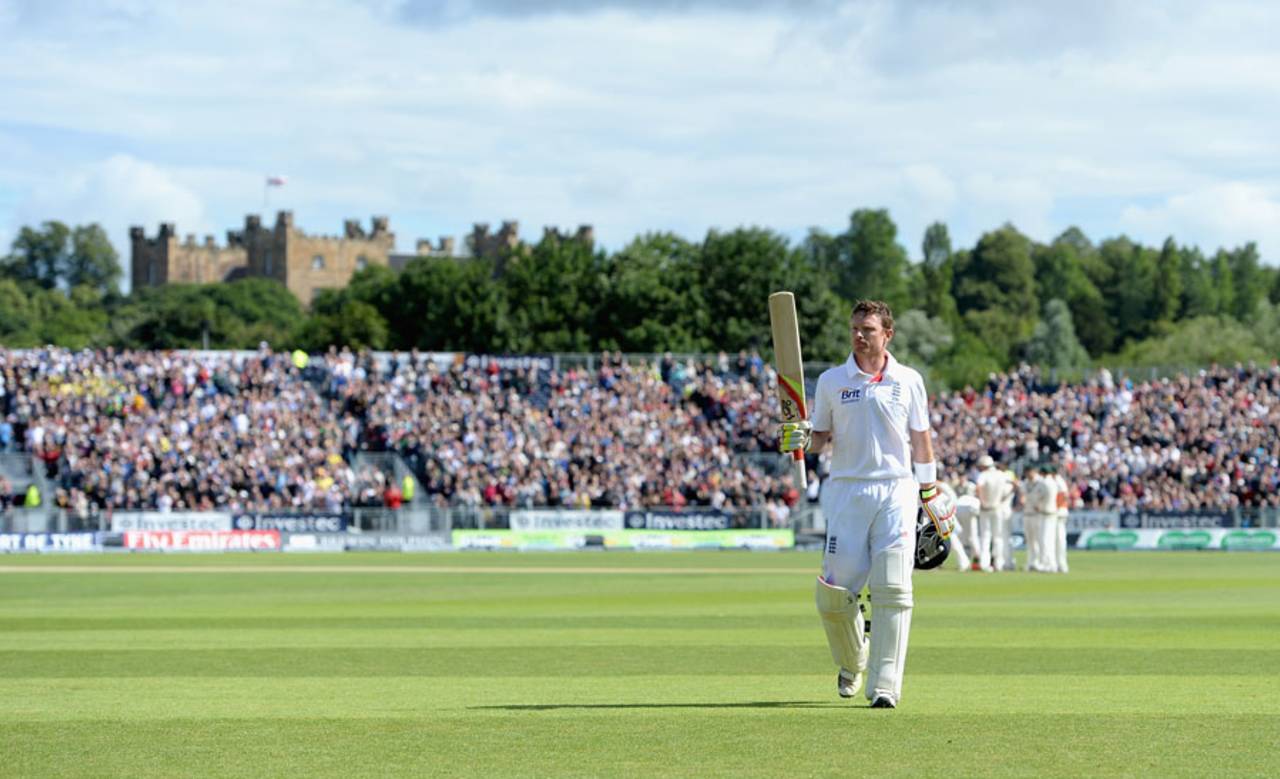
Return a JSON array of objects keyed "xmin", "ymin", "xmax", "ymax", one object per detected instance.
[
  {"xmin": 811, "ymin": 352, "xmax": 930, "ymax": 481},
  {"xmin": 976, "ymin": 468, "xmax": 1010, "ymax": 511}
]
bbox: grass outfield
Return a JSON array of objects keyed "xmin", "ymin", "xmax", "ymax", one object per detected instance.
[{"xmin": 2, "ymin": 551, "xmax": 1278, "ymax": 778}]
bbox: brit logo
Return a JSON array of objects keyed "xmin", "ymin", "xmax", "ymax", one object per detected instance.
[{"xmin": 840, "ymin": 388, "xmax": 862, "ymax": 403}]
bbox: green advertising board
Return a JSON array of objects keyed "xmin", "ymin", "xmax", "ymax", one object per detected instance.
[
  {"xmin": 1078, "ymin": 528, "xmax": 1280, "ymax": 551},
  {"xmin": 452, "ymin": 529, "xmax": 794, "ymax": 551}
]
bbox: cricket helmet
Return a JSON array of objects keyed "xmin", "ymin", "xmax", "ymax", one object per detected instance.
[{"xmin": 914, "ymin": 510, "xmax": 951, "ymax": 570}]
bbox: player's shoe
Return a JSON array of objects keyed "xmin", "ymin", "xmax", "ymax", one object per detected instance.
[
  {"xmin": 869, "ymin": 693, "xmax": 897, "ymax": 709},
  {"xmin": 837, "ymin": 668, "xmax": 862, "ymax": 699}
]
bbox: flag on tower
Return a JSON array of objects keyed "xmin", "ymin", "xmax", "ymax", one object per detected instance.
[{"xmin": 266, "ymin": 175, "xmax": 287, "ymax": 187}]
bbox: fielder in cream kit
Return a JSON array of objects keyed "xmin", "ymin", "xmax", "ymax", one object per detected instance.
[{"xmin": 778, "ymin": 300, "xmax": 954, "ymax": 709}]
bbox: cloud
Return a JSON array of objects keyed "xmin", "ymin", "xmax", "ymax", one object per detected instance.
[
  {"xmin": 16, "ymin": 155, "xmax": 211, "ymax": 290},
  {"xmin": 1120, "ymin": 184, "xmax": 1280, "ymax": 261},
  {"xmin": 393, "ymin": 0, "xmax": 839, "ymax": 23},
  {"xmin": 1, "ymin": 0, "xmax": 1278, "ymax": 273},
  {"xmin": 962, "ymin": 173, "xmax": 1055, "ymax": 240}
]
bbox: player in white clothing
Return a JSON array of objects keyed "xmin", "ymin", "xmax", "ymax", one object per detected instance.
[
  {"xmin": 998, "ymin": 466, "xmax": 1018, "ymax": 570},
  {"xmin": 1051, "ymin": 466, "xmax": 1071, "ymax": 573},
  {"xmin": 778, "ymin": 300, "xmax": 954, "ymax": 709},
  {"xmin": 1023, "ymin": 465, "xmax": 1055, "ymax": 571},
  {"xmin": 955, "ymin": 480, "xmax": 982, "ymax": 568},
  {"xmin": 974, "ymin": 456, "xmax": 1003, "ymax": 572},
  {"xmin": 950, "ymin": 481, "xmax": 979, "ymax": 572}
]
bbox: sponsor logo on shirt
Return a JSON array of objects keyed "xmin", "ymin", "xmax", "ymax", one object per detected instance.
[{"xmin": 840, "ymin": 388, "xmax": 862, "ymax": 403}]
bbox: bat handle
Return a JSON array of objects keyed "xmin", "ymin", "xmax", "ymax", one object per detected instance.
[{"xmin": 791, "ymin": 450, "xmax": 807, "ymax": 493}]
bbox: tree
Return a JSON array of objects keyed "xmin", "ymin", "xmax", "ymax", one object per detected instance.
[
  {"xmin": 343, "ymin": 264, "xmax": 400, "ymax": 314},
  {"xmin": 952, "ymin": 224, "xmax": 1038, "ymax": 364},
  {"xmin": 1108, "ymin": 316, "xmax": 1267, "ymax": 369},
  {"xmin": 296, "ymin": 300, "xmax": 389, "ymax": 351},
  {"xmin": 120, "ymin": 278, "xmax": 303, "ymax": 349},
  {"xmin": 1227, "ymin": 242, "xmax": 1263, "ymax": 321},
  {"xmin": 1, "ymin": 221, "xmax": 122, "ymax": 294},
  {"xmin": 1024, "ymin": 299, "xmax": 1090, "ymax": 373},
  {"xmin": 391, "ymin": 256, "xmax": 509, "ymax": 352},
  {"xmin": 502, "ymin": 234, "xmax": 604, "ymax": 353},
  {"xmin": 36, "ymin": 286, "xmax": 109, "ymax": 349},
  {"xmin": 595, "ymin": 233, "xmax": 707, "ymax": 352},
  {"xmin": 1034, "ymin": 234, "xmax": 1111, "ymax": 356},
  {"xmin": 1248, "ymin": 300, "xmax": 1280, "ymax": 357},
  {"xmin": 1055, "ymin": 226, "xmax": 1094, "ymax": 254},
  {"xmin": 1211, "ymin": 249, "xmax": 1235, "ymax": 318},
  {"xmin": 1098, "ymin": 237, "xmax": 1158, "ymax": 346},
  {"xmin": 920, "ymin": 222, "xmax": 959, "ymax": 326},
  {"xmin": 1, "ymin": 222, "xmax": 69, "ymax": 289},
  {"xmin": 1178, "ymin": 245, "xmax": 1218, "ymax": 319},
  {"xmin": 890, "ymin": 309, "xmax": 953, "ymax": 389},
  {"xmin": 0, "ymin": 279, "xmax": 40, "ymax": 346},
  {"xmin": 932, "ymin": 330, "xmax": 1003, "ymax": 391},
  {"xmin": 697, "ymin": 227, "xmax": 847, "ymax": 361},
  {"xmin": 819, "ymin": 209, "xmax": 911, "ymax": 312},
  {"xmin": 1150, "ymin": 238, "xmax": 1183, "ymax": 332},
  {"xmin": 68, "ymin": 225, "xmax": 123, "ymax": 295}
]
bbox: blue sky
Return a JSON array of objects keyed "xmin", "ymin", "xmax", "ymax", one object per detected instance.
[{"xmin": 2, "ymin": 0, "xmax": 1278, "ymax": 285}]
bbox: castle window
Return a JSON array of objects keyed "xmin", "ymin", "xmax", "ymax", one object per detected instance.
[
  {"xmin": 312, "ymin": 254, "xmax": 325, "ymax": 270},
  {"xmin": 264, "ymin": 250, "xmax": 273, "ymax": 275},
  {"xmin": 356, "ymin": 255, "xmax": 368, "ymax": 271},
  {"xmin": 148, "ymin": 260, "xmax": 156, "ymax": 285}
]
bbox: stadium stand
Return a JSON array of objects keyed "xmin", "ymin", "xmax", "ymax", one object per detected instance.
[{"xmin": 2, "ymin": 348, "xmax": 1278, "ymax": 520}]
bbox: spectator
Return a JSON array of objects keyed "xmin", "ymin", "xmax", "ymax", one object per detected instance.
[{"xmin": 3, "ymin": 347, "xmax": 1276, "ymax": 513}]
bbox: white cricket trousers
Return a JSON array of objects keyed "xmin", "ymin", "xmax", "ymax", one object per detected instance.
[
  {"xmin": 1023, "ymin": 513, "xmax": 1043, "ymax": 570},
  {"xmin": 997, "ymin": 506, "xmax": 1014, "ymax": 569},
  {"xmin": 1052, "ymin": 514, "xmax": 1070, "ymax": 572},
  {"xmin": 820, "ymin": 478, "xmax": 918, "ymax": 593},
  {"xmin": 961, "ymin": 513, "xmax": 981, "ymax": 567},
  {"xmin": 977, "ymin": 509, "xmax": 997, "ymax": 571}
]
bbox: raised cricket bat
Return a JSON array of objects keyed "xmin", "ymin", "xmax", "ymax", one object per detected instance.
[{"xmin": 768, "ymin": 291, "xmax": 807, "ymax": 492}]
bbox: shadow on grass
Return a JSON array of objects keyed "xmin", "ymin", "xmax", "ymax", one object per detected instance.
[{"xmin": 472, "ymin": 701, "xmax": 852, "ymax": 711}]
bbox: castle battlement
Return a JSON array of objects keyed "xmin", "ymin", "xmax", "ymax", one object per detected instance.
[
  {"xmin": 131, "ymin": 211, "xmax": 595, "ymax": 303},
  {"xmin": 542, "ymin": 224, "xmax": 596, "ymax": 246}
]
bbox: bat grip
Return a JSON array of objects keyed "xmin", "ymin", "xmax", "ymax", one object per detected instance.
[{"xmin": 791, "ymin": 450, "xmax": 807, "ymax": 493}]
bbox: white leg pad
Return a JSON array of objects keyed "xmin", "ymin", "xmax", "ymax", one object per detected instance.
[
  {"xmin": 950, "ymin": 522, "xmax": 972, "ymax": 570},
  {"xmin": 1055, "ymin": 518, "xmax": 1069, "ymax": 573},
  {"xmin": 867, "ymin": 547, "xmax": 913, "ymax": 702},
  {"xmin": 814, "ymin": 577, "xmax": 868, "ymax": 674}
]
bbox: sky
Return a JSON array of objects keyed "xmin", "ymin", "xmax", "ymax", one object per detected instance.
[{"xmin": 2, "ymin": 0, "xmax": 1278, "ymax": 287}]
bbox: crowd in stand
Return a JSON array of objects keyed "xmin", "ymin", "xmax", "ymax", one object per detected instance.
[
  {"xmin": 322, "ymin": 349, "xmax": 789, "ymax": 516},
  {"xmin": 2, "ymin": 346, "xmax": 1278, "ymax": 518},
  {"xmin": 933, "ymin": 362, "xmax": 1280, "ymax": 511}
]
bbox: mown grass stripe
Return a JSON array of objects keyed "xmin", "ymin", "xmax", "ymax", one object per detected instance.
[
  {"xmin": 3, "ymin": 646, "xmax": 1279, "ymax": 678},
  {"xmin": 0, "ymin": 564, "xmax": 814, "ymax": 575}
]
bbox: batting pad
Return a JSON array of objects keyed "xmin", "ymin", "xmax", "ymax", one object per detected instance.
[
  {"xmin": 867, "ymin": 547, "xmax": 914, "ymax": 701},
  {"xmin": 814, "ymin": 577, "xmax": 868, "ymax": 673},
  {"xmin": 869, "ymin": 546, "xmax": 914, "ymax": 608}
]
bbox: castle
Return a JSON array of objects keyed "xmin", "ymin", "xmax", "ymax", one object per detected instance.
[{"xmin": 130, "ymin": 212, "xmax": 594, "ymax": 304}]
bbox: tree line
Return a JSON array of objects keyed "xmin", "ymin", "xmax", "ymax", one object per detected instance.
[{"xmin": 3, "ymin": 211, "xmax": 1279, "ymax": 389}]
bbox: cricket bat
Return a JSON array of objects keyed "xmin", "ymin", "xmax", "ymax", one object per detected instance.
[{"xmin": 768, "ymin": 291, "xmax": 808, "ymax": 492}]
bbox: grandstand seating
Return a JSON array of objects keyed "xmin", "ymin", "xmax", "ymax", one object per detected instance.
[{"xmin": 2, "ymin": 348, "xmax": 1277, "ymax": 517}]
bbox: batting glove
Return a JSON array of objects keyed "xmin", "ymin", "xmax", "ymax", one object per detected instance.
[
  {"xmin": 777, "ymin": 420, "xmax": 812, "ymax": 453},
  {"xmin": 920, "ymin": 485, "xmax": 957, "ymax": 539}
]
